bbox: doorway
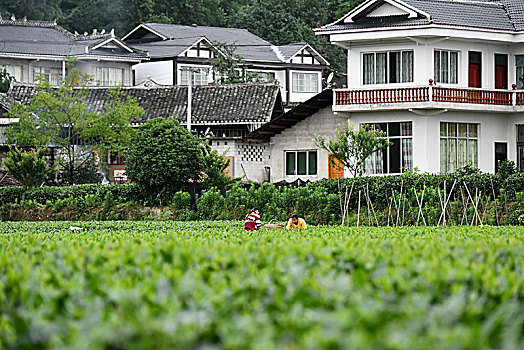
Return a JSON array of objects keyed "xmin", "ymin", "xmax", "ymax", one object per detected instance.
[
  {"xmin": 468, "ymin": 51, "xmax": 482, "ymax": 88},
  {"xmin": 495, "ymin": 54, "xmax": 508, "ymax": 90},
  {"xmin": 494, "ymin": 142, "xmax": 507, "ymax": 173}
]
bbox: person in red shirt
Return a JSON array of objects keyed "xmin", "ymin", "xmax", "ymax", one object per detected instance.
[{"xmin": 244, "ymin": 207, "xmax": 261, "ymax": 231}]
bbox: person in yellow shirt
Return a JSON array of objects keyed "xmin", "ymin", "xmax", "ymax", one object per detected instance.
[{"xmin": 286, "ymin": 214, "xmax": 307, "ymax": 229}]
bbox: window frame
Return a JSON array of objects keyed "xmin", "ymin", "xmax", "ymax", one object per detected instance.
[
  {"xmin": 440, "ymin": 122, "xmax": 479, "ymax": 173},
  {"xmin": 434, "ymin": 49, "xmax": 459, "ymax": 84},
  {"xmin": 362, "ymin": 50, "xmax": 414, "ymax": 85},
  {"xmin": 285, "ymin": 150, "xmax": 318, "ymax": 176},
  {"xmin": 180, "ymin": 66, "xmax": 210, "ymax": 86},
  {"xmin": 96, "ymin": 67, "xmax": 124, "ymax": 86},
  {"xmin": 33, "ymin": 66, "xmax": 62, "ymax": 85},
  {"xmin": 515, "ymin": 55, "xmax": 524, "ymax": 89},
  {"xmin": 291, "ymin": 72, "xmax": 319, "ymax": 93},
  {"xmin": 363, "ymin": 122, "xmax": 413, "ymax": 175},
  {"xmin": 0, "ymin": 64, "xmax": 23, "ymax": 81}
]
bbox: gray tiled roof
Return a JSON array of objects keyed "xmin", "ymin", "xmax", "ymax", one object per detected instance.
[
  {"xmin": 0, "ymin": 18, "xmax": 147, "ymax": 60},
  {"xmin": 318, "ymin": 0, "xmax": 524, "ymax": 32},
  {"xmin": 0, "ymin": 93, "xmax": 13, "ymax": 115},
  {"xmin": 276, "ymin": 43, "xmax": 307, "ymax": 60},
  {"xmin": 7, "ymin": 82, "xmax": 282, "ymax": 125},
  {"xmin": 129, "ymin": 23, "xmax": 281, "ymax": 62}
]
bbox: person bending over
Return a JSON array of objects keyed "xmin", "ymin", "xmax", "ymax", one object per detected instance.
[
  {"xmin": 245, "ymin": 207, "xmax": 261, "ymax": 231},
  {"xmin": 286, "ymin": 214, "xmax": 307, "ymax": 229}
]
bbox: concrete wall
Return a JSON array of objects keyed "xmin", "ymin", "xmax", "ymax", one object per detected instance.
[
  {"xmin": 210, "ymin": 138, "xmax": 270, "ymax": 182},
  {"xmin": 269, "ymin": 107, "xmax": 347, "ymax": 182}
]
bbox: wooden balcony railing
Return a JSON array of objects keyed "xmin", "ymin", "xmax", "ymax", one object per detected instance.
[
  {"xmin": 335, "ymin": 85, "xmax": 524, "ymax": 108},
  {"xmin": 335, "ymin": 87, "xmax": 429, "ymax": 105},
  {"xmin": 433, "ymin": 87, "xmax": 512, "ymax": 105}
]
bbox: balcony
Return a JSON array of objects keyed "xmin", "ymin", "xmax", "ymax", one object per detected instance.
[{"xmin": 333, "ymin": 84, "xmax": 524, "ymax": 113}]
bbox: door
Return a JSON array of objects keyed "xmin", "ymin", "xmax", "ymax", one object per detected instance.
[
  {"xmin": 495, "ymin": 54, "xmax": 508, "ymax": 89},
  {"xmin": 328, "ymin": 154, "xmax": 344, "ymax": 178},
  {"xmin": 468, "ymin": 51, "xmax": 482, "ymax": 88},
  {"xmin": 494, "ymin": 142, "xmax": 507, "ymax": 173}
]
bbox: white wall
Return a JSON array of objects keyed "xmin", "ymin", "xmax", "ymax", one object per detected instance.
[
  {"xmin": 346, "ymin": 110, "xmax": 524, "ymax": 174},
  {"xmin": 132, "ymin": 61, "xmax": 173, "ymax": 85},
  {"xmin": 346, "ymin": 38, "xmax": 518, "ymax": 89},
  {"xmin": 269, "ymin": 108, "xmax": 346, "ymax": 182},
  {"xmin": 288, "ymin": 70, "xmax": 323, "ymax": 103}
]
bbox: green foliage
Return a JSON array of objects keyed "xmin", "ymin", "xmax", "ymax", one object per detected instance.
[
  {"xmin": 0, "ymin": 68, "xmax": 13, "ymax": 93},
  {"xmin": 2, "ymin": 147, "xmax": 56, "ymax": 187},
  {"xmin": 125, "ymin": 118, "xmax": 203, "ymax": 198},
  {"xmin": 209, "ymin": 43, "xmax": 259, "ymax": 84},
  {"xmin": 5, "ymin": 65, "xmax": 138, "ymax": 185},
  {"xmin": 1, "ymin": 222, "xmax": 524, "ymax": 348},
  {"xmin": 200, "ymin": 144, "xmax": 236, "ymax": 189},
  {"xmin": 314, "ymin": 122, "xmax": 392, "ymax": 177}
]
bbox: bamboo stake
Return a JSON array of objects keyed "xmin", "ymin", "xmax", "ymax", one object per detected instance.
[
  {"xmin": 357, "ymin": 190, "xmax": 361, "ymax": 227},
  {"xmin": 342, "ymin": 183, "xmax": 354, "ymax": 226},
  {"xmin": 490, "ymin": 177, "xmax": 499, "ymax": 226},
  {"xmin": 460, "ymin": 186, "xmax": 468, "ymax": 225},
  {"xmin": 414, "ymin": 188, "xmax": 427, "ymax": 226},
  {"xmin": 364, "ymin": 186, "xmax": 372, "ymax": 226},
  {"xmin": 367, "ymin": 183, "xmax": 379, "ymax": 227},
  {"xmin": 386, "ymin": 195, "xmax": 393, "ymax": 226},
  {"xmin": 396, "ymin": 180, "xmax": 403, "ymax": 227},
  {"xmin": 464, "ymin": 182, "xmax": 483, "ymax": 226},
  {"xmin": 437, "ymin": 180, "xmax": 457, "ymax": 226},
  {"xmin": 391, "ymin": 190, "xmax": 399, "ymax": 227}
]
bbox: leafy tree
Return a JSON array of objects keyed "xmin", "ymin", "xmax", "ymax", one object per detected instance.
[
  {"xmin": 2, "ymin": 147, "xmax": 56, "ymax": 187},
  {"xmin": 314, "ymin": 122, "xmax": 392, "ymax": 178},
  {"xmin": 125, "ymin": 118, "xmax": 203, "ymax": 199},
  {"xmin": 0, "ymin": 69, "xmax": 14, "ymax": 93},
  {"xmin": 5, "ymin": 63, "xmax": 140, "ymax": 185},
  {"xmin": 200, "ymin": 144, "xmax": 236, "ymax": 188},
  {"xmin": 209, "ymin": 43, "xmax": 258, "ymax": 84}
]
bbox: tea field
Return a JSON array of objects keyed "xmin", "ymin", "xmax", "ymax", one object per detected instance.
[{"xmin": 1, "ymin": 221, "xmax": 524, "ymax": 349}]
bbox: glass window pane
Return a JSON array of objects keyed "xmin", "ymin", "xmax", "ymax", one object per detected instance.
[
  {"xmin": 401, "ymin": 122, "xmax": 412, "ymax": 136},
  {"xmin": 389, "ymin": 139, "xmax": 401, "ymax": 173},
  {"xmin": 448, "ymin": 123, "xmax": 457, "ymax": 137},
  {"xmin": 518, "ymin": 125, "xmax": 524, "ymax": 143},
  {"xmin": 458, "ymin": 123, "xmax": 468, "ymax": 137},
  {"xmin": 458, "ymin": 139, "xmax": 467, "ymax": 168},
  {"xmin": 363, "ymin": 53, "xmax": 375, "ymax": 85},
  {"xmin": 440, "ymin": 122, "xmax": 447, "ymax": 136},
  {"xmin": 469, "ymin": 124, "xmax": 478, "ymax": 138},
  {"xmin": 389, "ymin": 52, "xmax": 401, "ymax": 83},
  {"xmin": 402, "ymin": 138, "xmax": 413, "ymax": 171},
  {"xmin": 402, "ymin": 51, "xmax": 413, "ymax": 83},
  {"xmin": 448, "ymin": 139, "xmax": 457, "ymax": 172},
  {"xmin": 435, "ymin": 50, "xmax": 441, "ymax": 83},
  {"xmin": 519, "ymin": 146, "xmax": 524, "ymax": 171},
  {"xmin": 389, "ymin": 122, "xmax": 401, "ymax": 137},
  {"xmin": 308, "ymin": 151, "xmax": 317, "ymax": 175},
  {"xmin": 286, "ymin": 152, "xmax": 295, "ymax": 176},
  {"xmin": 376, "ymin": 53, "xmax": 386, "ymax": 84},
  {"xmin": 440, "ymin": 139, "xmax": 448, "ymax": 173},
  {"xmin": 297, "ymin": 152, "xmax": 307, "ymax": 175},
  {"xmin": 450, "ymin": 52, "xmax": 458, "ymax": 84},
  {"xmin": 468, "ymin": 140, "xmax": 478, "ymax": 167},
  {"xmin": 442, "ymin": 51, "xmax": 449, "ymax": 84}
]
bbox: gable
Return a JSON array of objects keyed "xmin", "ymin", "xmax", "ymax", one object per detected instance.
[
  {"xmin": 342, "ymin": 0, "xmax": 428, "ymax": 24},
  {"xmin": 366, "ymin": 2, "xmax": 411, "ymax": 17},
  {"xmin": 290, "ymin": 48, "xmax": 322, "ymax": 65},
  {"xmin": 179, "ymin": 38, "xmax": 219, "ymax": 59}
]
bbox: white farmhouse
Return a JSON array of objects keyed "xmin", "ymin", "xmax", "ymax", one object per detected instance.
[
  {"xmin": 248, "ymin": 0, "xmax": 524, "ymax": 182},
  {"xmin": 122, "ymin": 23, "xmax": 329, "ymax": 106}
]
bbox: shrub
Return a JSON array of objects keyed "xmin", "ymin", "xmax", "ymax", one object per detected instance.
[{"xmin": 125, "ymin": 118, "xmax": 202, "ymax": 200}]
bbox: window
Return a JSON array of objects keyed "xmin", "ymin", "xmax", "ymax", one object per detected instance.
[
  {"xmin": 440, "ymin": 122, "xmax": 478, "ymax": 173},
  {"xmin": 252, "ymin": 71, "xmax": 276, "ymax": 83},
  {"xmin": 516, "ymin": 56, "xmax": 524, "ymax": 89},
  {"xmin": 33, "ymin": 66, "xmax": 61, "ymax": 85},
  {"xmin": 517, "ymin": 125, "xmax": 524, "ymax": 172},
  {"xmin": 285, "ymin": 150, "xmax": 317, "ymax": 176},
  {"xmin": 364, "ymin": 122, "xmax": 413, "ymax": 174},
  {"xmin": 96, "ymin": 67, "xmax": 124, "ymax": 86},
  {"xmin": 108, "ymin": 152, "xmax": 126, "ymax": 165},
  {"xmin": 434, "ymin": 50, "xmax": 458, "ymax": 84},
  {"xmin": 363, "ymin": 51, "xmax": 413, "ymax": 85},
  {"xmin": 180, "ymin": 67, "xmax": 210, "ymax": 86},
  {"xmin": 0, "ymin": 64, "xmax": 22, "ymax": 81},
  {"xmin": 292, "ymin": 72, "xmax": 318, "ymax": 93}
]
